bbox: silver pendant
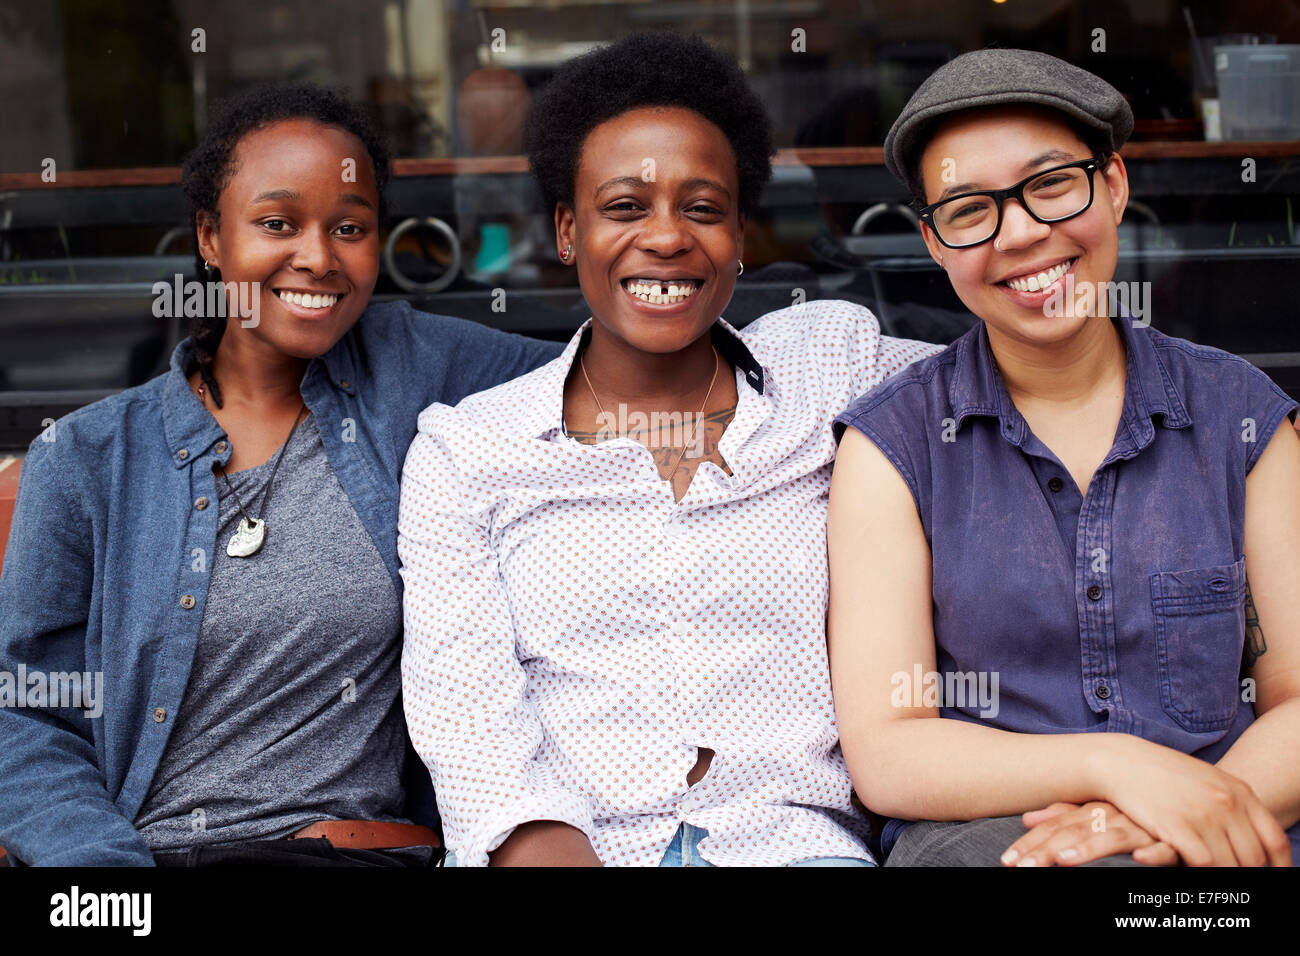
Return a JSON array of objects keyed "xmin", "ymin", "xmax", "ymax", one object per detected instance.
[{"xmin": 226, "ymin": 517, "xmax": 266, "ymax": 557}]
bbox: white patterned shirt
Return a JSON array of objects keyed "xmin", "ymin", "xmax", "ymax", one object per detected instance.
[{"xmin": 398, "ymin": 300, "xmax": 942, "ymax": 866}]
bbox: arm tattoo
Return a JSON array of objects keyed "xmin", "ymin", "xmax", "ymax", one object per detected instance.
[{"xmin": 1243, "ymin": 577, "xmax": 1267, "ymax": 669}]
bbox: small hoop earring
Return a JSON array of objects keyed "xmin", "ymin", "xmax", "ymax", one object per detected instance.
[
  {"xmin": 736, "ymin": 260, "xmax": 744, "ymax": 277},
  {"xmin": 203, "ymin": 259, "xmax": 215, "ymax": 278},
  {"xmin": 560, "ymin": 245, "xmax": 572, "ymax": 262}
]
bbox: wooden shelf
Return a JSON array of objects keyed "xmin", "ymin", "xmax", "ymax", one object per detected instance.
[
  {"xmin": 0, "ymin": 166, "xmax": 182, "ymax": 189},
  {"xmin": 1, "ymin": 142, "xmax": 1297, "ymax": 191},
  {"xmin": 1122, "ymin": 140, "xmax": 1300, "ymax": 159}
]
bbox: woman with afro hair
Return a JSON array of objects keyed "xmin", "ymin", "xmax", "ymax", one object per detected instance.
[
  {"xmin": 398, "ymin": 32, "xmax": 941, "ymax": 866},
  {"xmin": 0, "ymin": 84, "xmax": 560, "ymax": 866}
]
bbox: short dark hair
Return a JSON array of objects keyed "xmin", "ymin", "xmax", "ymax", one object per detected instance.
[
  {"xmin": 179, "ymin": 84, "xmax": 390, "ymax": 407},
  {"xmin": 527, "ymin": 32, "xmax": 774, "ymax": 219}
]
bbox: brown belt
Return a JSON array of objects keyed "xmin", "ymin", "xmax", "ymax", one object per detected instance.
[{"xmin": 285, "ymin": 820, "xmax": 440, "ymax": 851}]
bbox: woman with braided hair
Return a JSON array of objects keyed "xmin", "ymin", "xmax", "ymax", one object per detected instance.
[{"xmin": 0, "ymin": 83, "xmax": 560, "ymax": 866}]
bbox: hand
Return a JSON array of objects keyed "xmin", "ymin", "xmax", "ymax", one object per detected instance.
[
  {"xmin": 1001, "ymin": 801, "xmax": 1178, "ymax": 867},
  {"xmin": 1092, "ymin": 736, "xmax": 1292, "ymax": 867}
]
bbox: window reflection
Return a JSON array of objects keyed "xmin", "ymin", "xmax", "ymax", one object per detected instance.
[{"xmin": 1, "ymin": 0, "xmax": 1298, "ymax": 448}]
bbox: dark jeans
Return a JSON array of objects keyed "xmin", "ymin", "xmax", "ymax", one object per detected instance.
[
  {"xmin": 152, "ymin": 837, "xmax": 440, "ymax": 868},
  {"xmin": 884, "ymin": 816, "xmax": 1145, "ymax": 867}
]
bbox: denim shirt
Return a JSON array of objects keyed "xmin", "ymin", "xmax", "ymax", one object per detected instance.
[
  {"xmin": 0, "ymin": 299, "xmax": 562, "ymax": 865},
  {"xmin": 834, "ymin": 315, "xmax": 1300, "ymax": 860}
]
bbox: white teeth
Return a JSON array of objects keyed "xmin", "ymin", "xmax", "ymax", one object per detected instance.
[
  {"xmin": 279, "ymin": 291, "xmax": 338, "ymax": 309},
  {"xmin": 622, "ymin": 279, "xmax": 698, "ymax": 304},
  {"xmin": 1005, "ymin": 259, "xmax": 1073, "ymax": 293}
]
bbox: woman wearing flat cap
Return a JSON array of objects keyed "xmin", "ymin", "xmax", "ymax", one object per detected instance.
[{"xmin": 827, "ymin": 48, "xmax": 1300, "ymax": 866}]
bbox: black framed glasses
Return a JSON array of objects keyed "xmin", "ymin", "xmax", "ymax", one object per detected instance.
[{"xmin": 918, "ymin": 158, "xmax": 1104, "ymax": 249}]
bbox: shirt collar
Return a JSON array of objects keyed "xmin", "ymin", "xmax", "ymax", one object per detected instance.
[
  {"xmin": 516, "ymin": 316, "xmax": 766, "ymax": 440},
  {"xmin": 162, "ymin": 338, "xmax": 230, "ymax": 468},
  {"xmin": 1112, "ymin": 311, "xmax": 1194, "ymax": 451},
  {"xmin": 161, "ymin": 336, "xmax": 354, "ymax": 469},
  {"xmin": 949, "ymin": 313, "xmax": 1193, "ymax": 448}
]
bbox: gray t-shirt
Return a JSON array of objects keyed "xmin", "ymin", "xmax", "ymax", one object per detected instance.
[{"xmin": 135, "ymin": 413, "xmax": 409, "ymax": 849}]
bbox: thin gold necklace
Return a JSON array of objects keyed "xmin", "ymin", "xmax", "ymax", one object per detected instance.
[{"xmin": 579, "ymin": 344, "xmax": 721, "ymax": 487}]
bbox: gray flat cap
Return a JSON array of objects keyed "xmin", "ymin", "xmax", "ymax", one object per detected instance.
[{"xmin": 885, "ymin": 48, "xmax": 1134, "ymax": 200}]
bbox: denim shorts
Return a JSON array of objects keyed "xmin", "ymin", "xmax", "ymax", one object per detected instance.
[{"xmin": 658, "ymin": 823, "xmax": 874, "ymax": 867}]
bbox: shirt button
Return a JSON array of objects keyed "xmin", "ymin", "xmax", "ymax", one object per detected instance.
[
  {"xmin": 1047, "ymin": 477, "xmax": 1064, "ymax": 493},
  {"xmin": 671, "ymin": 622, "xmax": 688, "ymax": 636},
  {"xmin": 194, "ymin": 496, "xmax": 209, "ymax": 510},
  {"xmin": 339, "ymin": 380, "xmax": 351, "ymax": 389},
  {"xmin": 1096, "ymin": 684, "xmax": 1112, "ymax": 700},
  {"xmin": 176, "ymin": 448, "xmax": 189, "ymax": 460},
  {"xmin": 1087, "ymin": 585, "xmax": 1103, "ymax": 601},
  {"xmin": 152, "ymin": 707, "xmax": 167, "ymax": 723},
  {"xmin": 215, "ymin": 440, "xmax": 229, "ymax": 454},
  {"xmin": 180, "ymin": 594, "xmax": 196, "ymax": 609}
]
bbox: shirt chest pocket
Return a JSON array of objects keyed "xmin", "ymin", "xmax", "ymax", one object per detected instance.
[{"xmin": 1149, "ymin": 557, "xmax": 1246, "ymax": 733}]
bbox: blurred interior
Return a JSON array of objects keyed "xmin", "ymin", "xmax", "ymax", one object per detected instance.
[{"xmin": 1, "ymin": 0, "xmax": 1298, "ymax": 452}]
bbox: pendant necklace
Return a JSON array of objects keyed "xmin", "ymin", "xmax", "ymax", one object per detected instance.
[{"xmin": 195, "ymin": 380, "xmax": 306, "ymax": 558}]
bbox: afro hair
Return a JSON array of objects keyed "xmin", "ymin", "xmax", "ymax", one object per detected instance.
[{"xmin": 527, "ymin": 32, "xmax": 774, "ymax": 219}]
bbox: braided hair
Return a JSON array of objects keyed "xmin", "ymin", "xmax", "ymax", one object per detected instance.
[{"xmin": 179, "ymin": 84, "xmax": 391, "ymax": 407}]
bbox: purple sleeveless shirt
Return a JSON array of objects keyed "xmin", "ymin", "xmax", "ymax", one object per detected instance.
[{"xmin": 834, "ymin": 315, "xmax": 1299, "ymax": 860}]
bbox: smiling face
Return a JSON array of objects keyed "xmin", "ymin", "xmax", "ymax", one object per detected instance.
[
  {"xmin": 918, "ymin": 105, "xmax": 1129, "ymax": 350},
  {"xmin": 556, "ymin": 106, "xmax": 744, "ymax": 355},
  {"xmin": 196, "ymin": 118, "xmax": 380, "ymax": 361}
]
